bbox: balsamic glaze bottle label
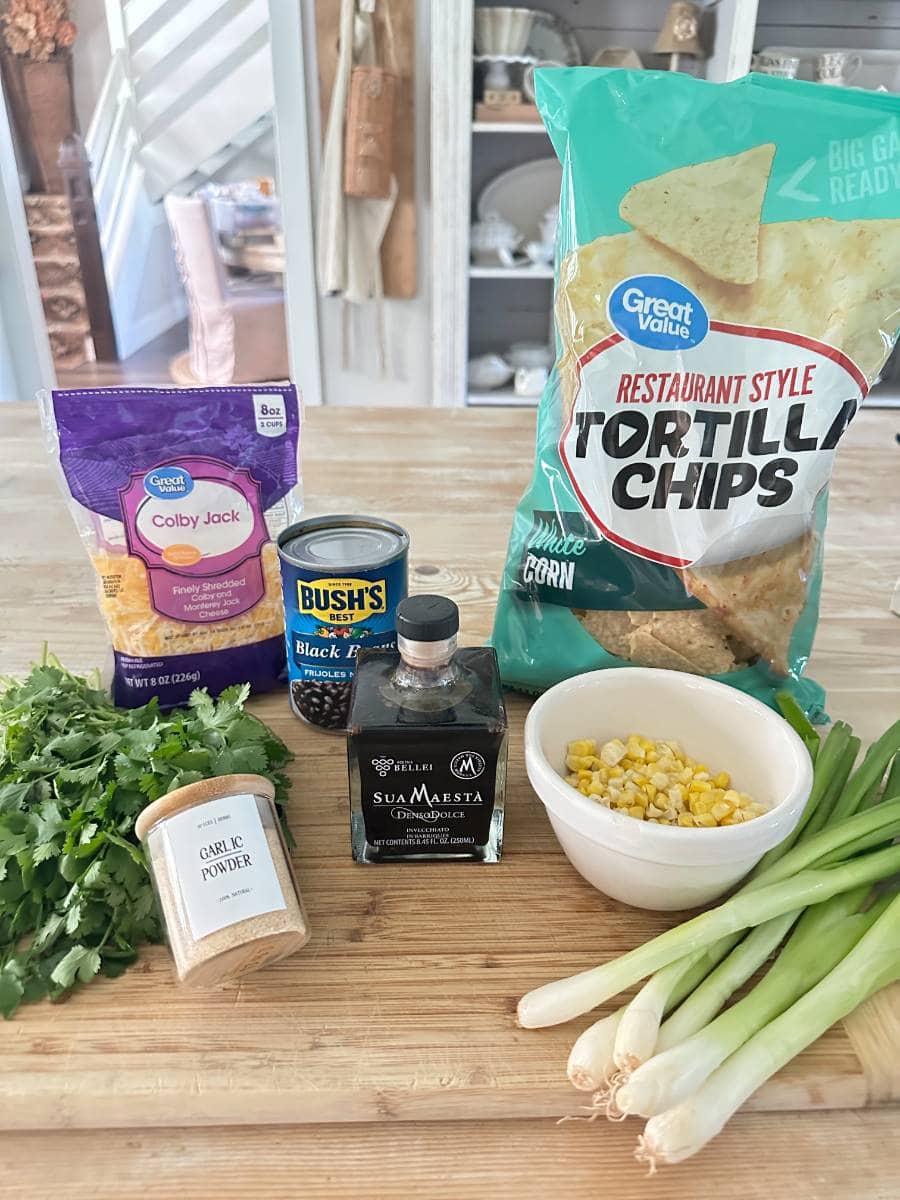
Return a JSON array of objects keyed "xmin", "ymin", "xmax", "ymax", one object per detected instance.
[{"xmin": 355, "ymin": 731, "xmax": 502, "ymax": 855}]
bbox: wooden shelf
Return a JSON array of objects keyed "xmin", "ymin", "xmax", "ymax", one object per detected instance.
[
  {"xmin": 469, "ymin": 264, "xmax": 553, "ymax": 279},
  {"xmin": 472, "ymin": 120, "xmax": 547, "ymax": 134},
  {"xmin": 467, "ymin": 388, "xmax": 539, "ymax": 407}
]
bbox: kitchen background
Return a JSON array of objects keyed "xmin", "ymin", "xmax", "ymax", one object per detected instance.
[{"xmin": 1, "ymin": 0, "xmax": 900, "ymax": 409}]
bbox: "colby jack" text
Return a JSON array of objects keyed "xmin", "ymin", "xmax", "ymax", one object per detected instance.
[{"xmin": 574, "ymin": 399, "xmax": 857, "ymax": 511}]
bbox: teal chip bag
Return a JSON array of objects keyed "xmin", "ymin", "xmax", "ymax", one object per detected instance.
[{"xmin": 492, "ymin": 70, "xmax": 900, "ymax": 715}]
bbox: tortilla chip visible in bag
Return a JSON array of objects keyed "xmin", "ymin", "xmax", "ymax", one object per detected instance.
[
  {"xmin": 683, "ymin": 535, "xmax": 814, "ymax": 675},
  {"xmin": 577, "ymin": 608, "xmax": 748, "ymax": 675},
  {"xmin": 492, "ymin": 69, "xmax": 900, "ymax": 717},
  {"xmin": 628, "ymin": 628, "xmax": 704, "ymax": 674},
  {"xmin": 575, "ymin": 609, "xmax": 633, "ymax": 658},
  {"xmin": 557, "ymin": 219, "xmax": 900, "ymax": 396},
  {"xmin": 619, "ymin": 144, "xmax": 775, "ymax": 285},
  {"xmin": 643, "ymin": 611, "xmax": 743, "ymax": 675}
]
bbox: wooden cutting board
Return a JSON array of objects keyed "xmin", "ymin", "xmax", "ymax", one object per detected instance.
[{"xmin": 1, "ymin": 404, "xmax": 898, "ymax": 1131}]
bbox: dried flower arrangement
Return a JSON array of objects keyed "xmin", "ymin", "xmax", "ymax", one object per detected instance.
[{"xmin": 1, "ymin": 0, "xmax": 76, "ymax": 62}]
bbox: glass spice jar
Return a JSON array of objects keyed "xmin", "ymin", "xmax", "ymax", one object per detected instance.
[{"xmin": 135, "ymin": 774, "xmax": 309, "ymax": 988}]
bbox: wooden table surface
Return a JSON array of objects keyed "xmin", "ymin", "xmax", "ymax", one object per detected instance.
[{"xmin": 2, "ymin": 402, "xmax": 899, "ymax": 1199}]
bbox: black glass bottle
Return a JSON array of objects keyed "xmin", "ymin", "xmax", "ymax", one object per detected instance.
[{"xmin": 347, "ymin": 595, "xmax": 507, "ymax": 862}]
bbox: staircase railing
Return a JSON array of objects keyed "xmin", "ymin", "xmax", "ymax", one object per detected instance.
[
  {"xmin": 82, "ymin": 0, "xmax": 277, "ymax": 356},
  {"xmin": 84, "ymin": 48, "xmax": 140, "ymax": 287}
]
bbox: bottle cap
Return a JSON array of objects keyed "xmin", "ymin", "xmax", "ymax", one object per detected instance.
[{"xmin": 396, "ymin": 595, "xmax": 459, "ymax": 642}]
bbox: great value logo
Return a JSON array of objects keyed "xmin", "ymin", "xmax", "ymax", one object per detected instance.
[
  {"xmin": 297, "ymin": 577, "xmax": 386, "ymax": 624},
  {"xmin": 608, "ymin": 274, "xmax": 709, "ymax": 351},
  {"xmin": 143, "ymin": 466, "xmax": 194, "ymax": 499}
]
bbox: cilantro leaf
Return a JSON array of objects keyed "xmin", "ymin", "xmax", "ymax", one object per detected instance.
[{"xmin": 49, "ymin": 945, "xmax": 102, "ymax": 989}]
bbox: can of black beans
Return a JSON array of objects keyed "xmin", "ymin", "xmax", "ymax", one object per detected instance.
[{"xmin": 277, "ymin": 516, "xmax": 410, "ymax": 731}]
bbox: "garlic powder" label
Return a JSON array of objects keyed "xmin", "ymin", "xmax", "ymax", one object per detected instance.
[{"xmin": 162, "ymin": 793, "xmax": 287, "ymax": 940}]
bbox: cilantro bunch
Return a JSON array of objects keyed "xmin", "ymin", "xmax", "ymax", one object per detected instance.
[{"xmin": 0, "ymin": 652, "xmax": 293, "ymax": 1017}]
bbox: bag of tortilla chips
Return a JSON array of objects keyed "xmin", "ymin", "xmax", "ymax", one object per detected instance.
[{"xmin": 492, "ymin": 70, "xmax": 900, "ymax": 714}]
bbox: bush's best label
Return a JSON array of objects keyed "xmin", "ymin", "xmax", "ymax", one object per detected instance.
[
  {"xmin": 161, "ymin": 792, "xmax": 286, "ymax": 940},
  {"xmin": 560, "ymin": 315, "xmax": 863, "ymax": 567},
  {"xmin": 296, "ymin": 576, "xmax": 386, "ymax": 625},
  {"xmin": 279, "ymin": 535, "xmax": 407, "ymax": 690},
  {"xmin": 608, "ymin": 274, "xmax": 709, "ymax": 351}
]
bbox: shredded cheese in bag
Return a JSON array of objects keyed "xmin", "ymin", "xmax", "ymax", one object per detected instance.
[{"xmin": 43, "ymin": 386, "xmax": 302, "ymax": 707}]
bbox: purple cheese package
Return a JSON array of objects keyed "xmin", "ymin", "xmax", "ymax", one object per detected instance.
[{"xmin": 41, "ymin": 385, "xmax": 302, "ymax": 707}]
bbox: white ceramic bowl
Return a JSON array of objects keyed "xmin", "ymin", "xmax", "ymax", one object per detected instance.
[
  {"xmin": 474, "ymin": 7, "xmax": 536, "ymax": 56},
  {"xmin": 524, "ymin": 669, "xmax": 813, "ymax": 911}
]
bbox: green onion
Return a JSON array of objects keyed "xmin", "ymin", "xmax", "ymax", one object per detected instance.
[
  {"xmin": 829, "ymin": 720, "xmax": 900, "ymax": 823},
  {"xmin": 637, "ymin": 891, "xmax": 900, "ymax": 1167},
  {"xmin": 774, "ymin": 692, "xmax": 820, "ymax": 761},
  {"xmin": 567, "ymin": 939, "xmax": 740, "ymax": 1090},
  {"xmin": 752, "ymin": 722, "xmax": 850, "ymax": 875},
  {"xmin": 566, "ymin": 1009, "xmax": 623, "ymax": 1091},
  {"xmin": 619, "ymin": 886, "xmax": 880, "ymax": 1117},
  {"xmin": 800, "ymin": 734, "xmax": 859, "ymax": 838},
  {"xmin": 607, "ymin": 720, "xmax": 835, "ymax": 1073},
  {"xmin": 517, "ymin": 842, "xmax": 900, "ymax": 1028},
  {"xmin": 883, "ymin": 751, "xmax": 900, "ymax": 803},
  {"xmin": 653, "ymin": 911, "xmax": 799, "ymax": 1055}
]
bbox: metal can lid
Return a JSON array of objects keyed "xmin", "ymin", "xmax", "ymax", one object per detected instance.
[{"xmin": 279, "ymin": 515, "xmax": 409, "ymax": 572}]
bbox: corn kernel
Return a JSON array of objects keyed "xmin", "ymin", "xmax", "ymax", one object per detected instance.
[
  {"xmin": 561, "ymin": 733, "xmax": 756, "ymax": 828},
  {"xmin": 600, "ymin": 738, "xmax": 627, "ymax": 766}
]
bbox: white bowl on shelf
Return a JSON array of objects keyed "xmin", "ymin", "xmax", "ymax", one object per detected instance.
[
  {"xmin": 524, "ymin": 669, "xmax": 813, "ymax": 911},
  {"xmin": 507, "ymin": 340, "xmax": 553, "ymax": 369},
  {"xmin": 468, "ymin": 353, "xmax": 514, "ymax": 390},
  {"xmin": 474, "ymin": 7, "xmax": 536, "ymax": 57}
]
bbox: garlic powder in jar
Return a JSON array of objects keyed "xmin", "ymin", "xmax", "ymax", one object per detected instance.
[{"xmin": 136, "ymin": 774, "xmax": 309, "ymax": 987}]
